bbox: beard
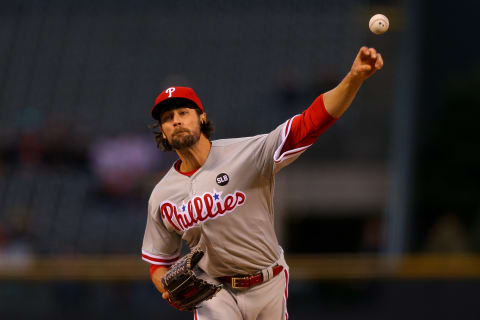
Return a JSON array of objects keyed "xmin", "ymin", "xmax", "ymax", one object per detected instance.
[{"xmin": 170, "ymin": 127, "xmax": 201, "ymax": 150}]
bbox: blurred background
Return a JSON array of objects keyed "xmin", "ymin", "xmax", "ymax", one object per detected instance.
[{"xmin": 0, "ymin": 0, "xmax": 479, "ymax": 319}]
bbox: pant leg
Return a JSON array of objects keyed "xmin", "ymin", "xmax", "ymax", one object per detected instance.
[
  {"xmin": 255, "ymin": 266, "xmax": 289, "ymax": 320},
  {"xmin": 197, "ymin": 248, "xmax": 289, "ymax": 320},
  {"xmin": 194, "ymin": 271, "xmax": 243, "ymax": 320},
  {"xmin": 195, "ymin": 286, "xmax": 243, "ymax": 320},
  {"xmin": 241, "ymin": 254, "xmax": 290, "ymax": 320}
]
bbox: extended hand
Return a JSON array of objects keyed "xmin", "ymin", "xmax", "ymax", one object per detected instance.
[{"xmin": 350, "ymin": 46, "xmax": 384, "ymax": 81}]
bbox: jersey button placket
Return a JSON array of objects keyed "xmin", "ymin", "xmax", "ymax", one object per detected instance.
[{"xmin": 190, "ymin": 180, "xmax": 195, "ymax": 196}]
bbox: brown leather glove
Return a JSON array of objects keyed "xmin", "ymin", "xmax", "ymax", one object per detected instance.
[{"xmin": 161, "ymin": 248, "xmax": 222, "ymax": 311}]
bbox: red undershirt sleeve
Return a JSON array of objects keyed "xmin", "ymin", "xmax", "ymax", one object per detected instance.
[
  {"xmin": 280, "ymin": 94, "xmax": 337, "ymax": 154},
  {"xmin": 150, "ymin": 264, "xmax": 164, "ymax": 279}
]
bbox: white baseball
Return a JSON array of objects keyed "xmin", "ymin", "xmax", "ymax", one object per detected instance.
[{"xmin": 369, "ymin": 14, "xmax": 389, "ymax": 35}]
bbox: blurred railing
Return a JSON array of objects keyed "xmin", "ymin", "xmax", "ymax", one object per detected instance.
[{"xmin": 2, "ymin": 254, "xmax": 480, "ymax": 281}]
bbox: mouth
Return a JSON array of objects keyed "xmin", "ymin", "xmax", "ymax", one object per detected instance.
[{"xmin": 173, "ymin": 129, "xmax": 190, "ymax": 136}]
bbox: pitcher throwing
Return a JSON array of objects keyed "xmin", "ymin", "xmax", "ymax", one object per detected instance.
[{"xmin": 141, "ymin": 46, "xmax": 383, "ymax": 319}]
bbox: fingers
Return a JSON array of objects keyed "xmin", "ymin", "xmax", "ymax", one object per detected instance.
[
  {"xmin": 352, "ymin": 46, "xmax": 384, "ymax": 79},
  {"xmin": 375, "ymin": 53, "xmax": 384, "ymax": 69},
  {"xmin": 162, "ymin": 291, "xmax": 170, "ymax": 300},
  {"xmin": 358, "ymin": 64, "xmax": 372, "ymax": 72},
  {"xmin": 360, "ymin": 46, "xmax": 377, "ymax": 59},
  {"xmin": 359, "ymin": 46, "xmax": 369, "ymax": 58},
  {"xmin": 359, "ymin": 46, "xmax": 383, "ymax": 69}
]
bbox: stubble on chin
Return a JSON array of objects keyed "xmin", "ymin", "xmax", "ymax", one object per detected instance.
[{"xmin": 171, "ymin": 130, "xmax": 200, "ymax": 150}]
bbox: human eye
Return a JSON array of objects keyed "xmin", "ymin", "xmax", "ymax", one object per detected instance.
[{"xmin": 161, "ymin": 113, "xmax": 173, "ymax": 123}]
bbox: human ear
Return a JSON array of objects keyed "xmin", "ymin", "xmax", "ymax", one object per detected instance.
[{"xmin": 159, "ymin": 125, "xmax": 167, "ymax": 139}]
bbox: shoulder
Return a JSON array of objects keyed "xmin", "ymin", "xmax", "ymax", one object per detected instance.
[
  {"xmin": 211, "ymin": 120, "xmax": 289, "ymax": 148},
  {"xmin": 211, "ymin": 134, "xmax": 268, "ymax": 148}
]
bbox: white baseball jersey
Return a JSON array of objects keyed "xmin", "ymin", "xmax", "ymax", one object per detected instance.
[{"xmin": 142, "ymin": 117, "xmax": 307, "ymax": 277}]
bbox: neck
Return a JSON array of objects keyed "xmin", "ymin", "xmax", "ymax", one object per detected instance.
[{"xmin": 175, "ymin": 135, "xmax": 211, "ymax": 172}]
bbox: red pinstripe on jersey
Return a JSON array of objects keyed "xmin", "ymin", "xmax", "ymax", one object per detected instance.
[
  {"xmin": 284, "ymin": 269, "xmax": 289, "ymax": 320},
  {"xmin": 142, "ymin": 250, "xmax": 180, "ymax": 266}
]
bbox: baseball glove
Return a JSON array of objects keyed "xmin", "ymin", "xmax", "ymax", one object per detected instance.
[{"xmin": 161, "ymin": 248, "xmax": 222, "ymax": 311}]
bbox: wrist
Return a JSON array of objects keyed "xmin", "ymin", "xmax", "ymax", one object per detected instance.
[{"xmin": 346, "ymin": 71, "xmax": 365, "ymax": 87}]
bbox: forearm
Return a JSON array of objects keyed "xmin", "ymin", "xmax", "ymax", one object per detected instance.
[{"xmin": 323, "ymin": 71, "xmax": 364, "ymax": 118}]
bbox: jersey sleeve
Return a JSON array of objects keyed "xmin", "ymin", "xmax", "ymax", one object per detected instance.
[
  {"xmin": 141, "ymin": 201, "xmax": 182, "ymax": 266},
  {"xmin": 280, "ymin": 94, "xmax": 336, "ymax": 154},
  {"xmin": 259, "ymin": 94, "xmax": 337, "ymax": 174}
]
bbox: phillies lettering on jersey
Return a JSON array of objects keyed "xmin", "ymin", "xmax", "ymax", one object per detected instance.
[{"xmin": 161, "ymin": 190, "xmax": 246, "ymax": 232}]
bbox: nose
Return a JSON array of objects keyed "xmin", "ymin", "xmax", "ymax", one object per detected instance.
[{"xmin": 172, "ymin": 113, "xmax": 182, "ymax": 126}]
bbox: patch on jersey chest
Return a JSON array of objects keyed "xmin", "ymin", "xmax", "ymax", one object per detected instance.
[
  {"xmin": 215, "ymin": 173, "xmax": 229, "ymax": 186},
  {"xmin": 160, "ymin": 189, "xmax": 246, "ymax": 232}
]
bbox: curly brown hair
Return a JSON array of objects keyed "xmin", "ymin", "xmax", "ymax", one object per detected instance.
[{"xmin": 149, "ymin": 108, "xmax": 214, "ymax": 151}]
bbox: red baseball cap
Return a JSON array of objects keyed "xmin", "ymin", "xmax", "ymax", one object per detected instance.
[{"xmin": 151, "ymin": 86, "xmax": 204, "ymax": 120}]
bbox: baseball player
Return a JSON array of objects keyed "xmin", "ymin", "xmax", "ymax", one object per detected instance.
[{"xmin": 142, "ymin": 46, "xmax": 383, "ymax": 319}]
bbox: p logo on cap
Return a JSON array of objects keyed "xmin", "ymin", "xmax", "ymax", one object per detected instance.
[
  {"xmin": 151, "ymin": 86, "xmax": 204, "ymax": 120},
  {"xmin": 166, "ymin": 87, "xmax": 175, "ymax": 97}
]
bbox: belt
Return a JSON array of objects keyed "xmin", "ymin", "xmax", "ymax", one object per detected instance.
[{"xmin": 219, "ymin": 264, "xmax": 284, "ymax": 289}]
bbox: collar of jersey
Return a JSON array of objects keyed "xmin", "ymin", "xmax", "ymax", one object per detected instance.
[{"xmin": 174, "ymin": 159, "xmax": 199, "ymax": 177}]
